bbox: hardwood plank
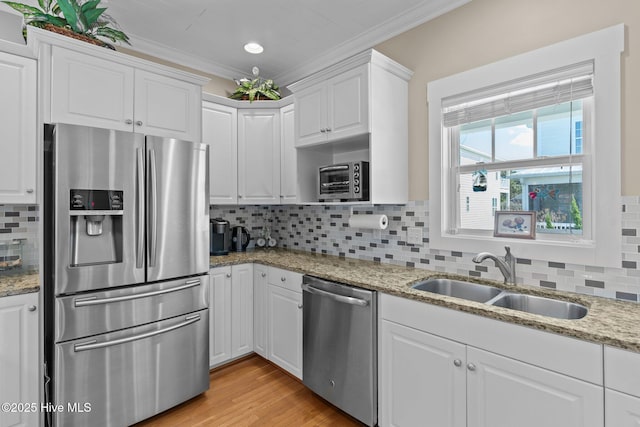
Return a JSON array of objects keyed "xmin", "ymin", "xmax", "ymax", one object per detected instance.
[{"xmin": 134, "ymin": 355, "xmax": 363, "ymax": 427}]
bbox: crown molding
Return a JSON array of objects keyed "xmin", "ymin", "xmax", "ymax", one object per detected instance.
[
  {"xmin": 277, "ymin": 0, "xmax": 471, "ymax": 86},
  {"xmin": 123, "ymin": 33, "xmax": 246, "ymax": 81}
]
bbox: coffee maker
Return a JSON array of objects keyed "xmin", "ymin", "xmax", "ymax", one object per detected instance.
[{"xmin": 210, "ymin": 218, "xmax": 230, "ymax": 255}]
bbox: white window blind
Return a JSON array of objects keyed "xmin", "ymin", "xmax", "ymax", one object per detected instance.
[{"xmin": 442, "ymin": 60, "xmax": 594, "ymax": 128}]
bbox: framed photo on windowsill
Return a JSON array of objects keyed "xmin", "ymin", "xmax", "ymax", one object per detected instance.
[{"xmin": 494, "ymin": 211, "xmax": 536, "ymax": 239}]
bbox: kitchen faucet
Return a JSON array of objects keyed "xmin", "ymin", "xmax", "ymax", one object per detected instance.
[{"xmin": 472, "ymin": 246, "xmax": 516, "ymax": 285}]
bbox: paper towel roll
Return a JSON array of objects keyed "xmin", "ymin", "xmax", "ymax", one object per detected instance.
[{"xmin": 348, "ymin": 214, "xmax": 388, "ymax": 230}]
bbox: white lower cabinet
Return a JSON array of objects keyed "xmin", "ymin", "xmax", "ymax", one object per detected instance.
[
  {"xmin": 209, "ymin": 264, "xmax": 253, "ymax": 368},
  {"xmin": 379, "ymin": 293, "xmax": 604, "ymax": 427},
  {"xmin": 604, "ymin": 346, "xmax": 640, "ymax": 426},
  {"xmin": 266, "ymin": 267, "xmax": 303, "ymax": 379},
  {"xmin": 0, "ymin": 293, "xmax": 39, "ymax": 427},
  {"xmin": 606, "ymin": 389, "xmax": 640, "ymax": 426}
]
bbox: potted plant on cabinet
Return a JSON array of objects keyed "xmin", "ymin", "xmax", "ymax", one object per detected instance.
[
  {"xmin": 229, "ymin": 67, "xmax": 281, "ymax": 102},
  {"xmin": 1, "ymin": 0, "xmax": 130, "ymax": 48}
]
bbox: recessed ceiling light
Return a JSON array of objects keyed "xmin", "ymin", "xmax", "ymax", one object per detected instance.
[{"xmin": 244, "ymin": 42, "xmax": 264, "ymax": 54}]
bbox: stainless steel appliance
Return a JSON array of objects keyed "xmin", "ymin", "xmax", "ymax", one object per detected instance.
[
  {"xmin": 210, "ymin": 218, "xmax": 231, "ymax": 255},
  {"xmin": 318, "ymin": 161, "xmax": 369, "ymax": 202},
  {"xmin": 43, "ymin": 124, "xmax": 210, "ymax": 427},
  {"xmin": 302, "ymin": 275, "xmax": 377, "ymax": 426},
  {"xmin": 231, "ymin": 226, "xmax": 250, "ymax": 252}
]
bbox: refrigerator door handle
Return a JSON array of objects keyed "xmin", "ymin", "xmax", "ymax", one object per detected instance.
[
  {"xmin": 73, "ymin": 279, "xmax": 202, "ymax": 307},
  {"xmin": 73, "ymin": 314, "xmax": 201, "ymax": 352},
  {"xmin": 149, "ymin": 148, "xmax": 158, "ymax": 268},
  {"xmin": 136, "ymin": 147, "xmax": 145, "ymax": 269}
]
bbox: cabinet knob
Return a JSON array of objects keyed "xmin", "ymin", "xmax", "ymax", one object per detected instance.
[
  {"xmin": 326, "ymin": 128, "xmax": 331, "ymax": 132},
  {"xmin": 320, "ymin": 128, "xmax": 326, "ymax": 133},
  {"xmin": 467, "ymin": 363, "xmax": 476, "ymax": 372},
  {"xmin": 226, "ymin": 273, "xmax": 231, "ymax": 278},
  {"xmin": 297, "ymin": 303, "xmax": 303, "ymax": 309},
  {"xmin": 26, "ymin": 188, "xmax": 34, "ymax": 194},
  {"xmin": 453, "ymin": 359, "xmax": 462, "ymax": 367},
  {"xmin": 125, "ymin": 119, "xmax": 133, "ymax": 125},
  {"xmin": 28, "ymin": 305, "xmax": 36, "ymax": 312},
  {"xmin": 238, "ymin": 195, "xmax": 243, "ymax": 198},
  {"xmin": 281, "ymin": 277, "xmax": 286, "ymax": 282},
  {"xmin": 135, "ymin": 121, "xmax": 143, "ymax": 126},
  {"xmin": 261, "ymin": 272, "xmax": 266, "ymax": 277}
]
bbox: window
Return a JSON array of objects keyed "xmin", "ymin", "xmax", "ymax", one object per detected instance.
[{"xmin": 427, "ymin": 25, "xmax": 624, "ymax": 267}]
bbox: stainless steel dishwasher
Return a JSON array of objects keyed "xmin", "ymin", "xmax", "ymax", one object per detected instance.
[{"xmin": 302, "ymin": 275, "xmax": 377, "ymax": 426}]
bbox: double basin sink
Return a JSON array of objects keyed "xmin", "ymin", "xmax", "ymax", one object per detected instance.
[{"xmin": 412, "ymin": 278, "xmax": 588, "ymax": 320}]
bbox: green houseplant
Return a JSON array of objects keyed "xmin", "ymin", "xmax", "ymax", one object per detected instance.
[
  {"xmin": 229, "ymin": 77, "xmax": 281, "ymax": 102},
  {"xmin": 1, "ymin": 0, "xmax": 129, "ymax": 47}
]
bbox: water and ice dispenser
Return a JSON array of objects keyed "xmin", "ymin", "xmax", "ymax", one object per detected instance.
[{"xmin": 69, "ymin": 189, "xmax": 124, "ymax": 267}]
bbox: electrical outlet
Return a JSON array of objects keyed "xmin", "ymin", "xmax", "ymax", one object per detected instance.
[{"xmin": 407, "ymin": 227, "xmax": 423, "ymax": 245}]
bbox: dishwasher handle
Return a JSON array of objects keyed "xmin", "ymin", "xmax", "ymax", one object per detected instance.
[{"xmin": 302, "ymin": 283, "xmax": 369, "ymax": 307}]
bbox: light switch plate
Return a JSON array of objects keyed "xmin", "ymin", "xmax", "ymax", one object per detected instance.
[{"xmin": 407, "ymin": 227, "xmax": 423, "ymax": 245}]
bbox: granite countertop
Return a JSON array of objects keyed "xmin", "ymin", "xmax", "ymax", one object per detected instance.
[
  {"xmin": 0, "ymin": 271, "xmax": 40, "ymax": 298},
  {"xmin": 211, "ymin": 248, "xmax": 640, "ymax": 352}
]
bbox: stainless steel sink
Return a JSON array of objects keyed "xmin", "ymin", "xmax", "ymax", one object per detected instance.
[
  {"xmin": 411, "ymin": 278, "xmax": 503, "ymax": 303},
  {"xmin": 411, "ymin": 278, "xmax": 588, "ymax": 320},
  {"xmin": 489, "ymin": 293, "xmax": 588, "ymax": 320}
]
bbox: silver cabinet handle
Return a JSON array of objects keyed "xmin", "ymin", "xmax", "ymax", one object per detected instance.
[
  {"xmin": 320, "ymin": 128, "xmax": 326, "ymax": 133},
  {"xmin": 326, "ymin": 128, "xmax": 331, "ymax": 132},
  {"xmin": 125, "ymin": 119, "xmax": 133, "ymax": 125},
  {"xmin": 281, "ymin": 277, "xmax": 286, "ymax": 282},
  {"xmin": 135, "ymin": 147, "xmax": 145, "ymax": 269},
  {"xmin": 26, "ymin": 188, "xmax": 34, "ymax": 194},
  {"xmin": 297, "ymin": 303, "xmax": 303, "ymax": 309},
  {"xmin": 453, "ymin": 359, "xmax": 462, "ymax": 367},
  {"xmin": 302, "ymin": 283, "xmax": 369, "ymax": 307},
  {"xmin": 135, "ymin": 120, "xmax": 143, "ymax": 126},
  {"xmin": 467, "ymin": 363, "xmax": 477, "ymax": 371},
  {"xmin": 148, "ymin": 148, "xmax": 158, "ymax": 268},
  {"xmin": 74, "ymin": 279, "xmax": 201, "ymax": 307},
  {"xmin": 74, "ymin": 314, "xmax": 201, "ymax": 352},
  {"xmin": 28, "ymin": 305, "xmax": 36, "ymax": 312},
  {"xmin": 226, "ymin": 273, "xmax": 231, "ymax": 278},
  {"xmin": 261, "ymin": 272, "xmax": 266, "ymax": 277}
]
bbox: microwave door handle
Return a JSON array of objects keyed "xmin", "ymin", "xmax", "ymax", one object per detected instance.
[
  {"xmin": 319, "ymin": 165, "xmax": 349, "ymax": 172},
  {"xmin": 73, "ymin": 314, "xmax": 201, "ymax": 352},
  {"xmin": 148, "ymin": 148, "xmax": 158, "ymax": 268},
  {"xmin": 136, "ymin": 148, "xmax": 145, "ymax": 269}
]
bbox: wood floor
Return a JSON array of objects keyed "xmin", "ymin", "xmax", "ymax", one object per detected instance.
[{"xmin": 134, "ymin": 355, "xmax": 363, "ymax": 426}]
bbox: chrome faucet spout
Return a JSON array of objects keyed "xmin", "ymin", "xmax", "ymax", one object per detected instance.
[{"xmin": 472, "ymin": 246, "xmax": 517, "ymax": 285}]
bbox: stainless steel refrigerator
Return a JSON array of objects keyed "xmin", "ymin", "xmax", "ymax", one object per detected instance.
[{"xmin": 43, "ymin": 124, "xmax": 210, "ymax": 426}]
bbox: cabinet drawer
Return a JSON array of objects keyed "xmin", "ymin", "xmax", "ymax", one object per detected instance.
[
  {"xmin": 605, "ymin": 345, "xmax": 640, "ymax": 397},
  {"xmin": 268, "ymin": 266, "xmax": 302, "ymax": 293}
]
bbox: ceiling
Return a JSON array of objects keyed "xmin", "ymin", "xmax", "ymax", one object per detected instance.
[{"xmin": 102, "ymin": 0, "xmax": 470, "ymax": 86}]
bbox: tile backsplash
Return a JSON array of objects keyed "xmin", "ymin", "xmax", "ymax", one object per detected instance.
[
  {"xmin": 0, "ymin": 205, "xmax": 39, "ymax": 272},
  {"xmin": 212, "ymin": 196, "xmax": 640, "ymax": 302}
]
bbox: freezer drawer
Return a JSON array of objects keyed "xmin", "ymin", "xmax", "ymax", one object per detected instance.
[
  {"xmin": 55, "ymin": 275, "xmax": 208, "ymax": 342},
  {"xmin": 53, "ymin": 309, "xmax": 209, "ymax": 427}
]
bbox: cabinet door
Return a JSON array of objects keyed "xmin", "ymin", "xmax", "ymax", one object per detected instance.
[
  {"xmin": 51, "ymin": 46, "xmax": 134, "ymax": 131},
  {"xmin": 203, "ymin": 101, "xmax": 238, "ymax": 204},
  {"xmin": 231, "ymin": 264, "xmax": 253, "ymax": 358},
  {"xmin": 294, "ymin": 83, "xmax": 327, "ymax": 147},
  {"xmin": 379, "ymin": 320, "xmax": 466, "ymax": 427},
  {"xmin": 467, "ymin": 347, "xmax": 603, "ymax": 427},
  {"xmin": 0, "ymin": 52, "xmax": 36, "ymax": 203},
  {"xmin": 606, "ymin": 389, "xmax": 640, "ymax": 426},
  {"xmin": 209, "ymin": 267, "xmax": 232, "ymax": 367},
  {"xmin": 327, "ymin": 64, "xmax": 369, "ymax": 141},
  {"xmin": 134, "ymin": 69, "xmax": 201, "ymax": 141},
  {"xmin": 280, "ymin": 103, "xmax": 297, "ymax": 204},
  {"xmin": 253, "ymin": 264, "xmax": 268, "ymax": 358},
  {"xmin": 267, "ymin": 285, "xmax": 302, "ymax": 379},
  {"xmin": 237, "ymin": 110, "xmax": 281, "ymax": 204},
  {"xmin": 0, "ymin": 293, "xmax": 38, "ymax": 427}
]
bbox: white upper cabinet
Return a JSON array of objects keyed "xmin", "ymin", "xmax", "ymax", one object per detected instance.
[
  {"xmin": 280, "ymin": 103, "xmax": 297, "ymax": 204},
  {"xmin": 237, "ymin": 109, "xmax": 281, "ymax": 204},
  {"xmin": 0, "ymin": 51, "xmax": 36, "ymax": 203},
  {"xmin": 294, "ymin": 63, "xmax": 368, "ymax": 147},
  {"xmin": 35, "ymin": 28, "xmax": 207, "ymax": 141},
  {"xmin": 203, "ymin": 101, "xmax": 238, "ymax": 204},
  {"xmin": 290, "ymin": 50, "xmax": 412, "ymax": 204}
]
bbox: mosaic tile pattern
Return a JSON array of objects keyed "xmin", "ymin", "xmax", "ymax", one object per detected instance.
[
  {"xmin": 212, "ymin": 196, "xmax": 640, "ymax": 302},
  {"xmin": 0, "ymin": 205, "xmax": 39, "ymax": 273}
]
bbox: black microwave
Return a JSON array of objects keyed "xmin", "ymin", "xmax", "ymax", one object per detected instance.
[{"xmin": 318, "ymin": 161, "xmax": 369, "ymax": 202}]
